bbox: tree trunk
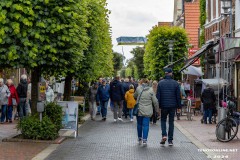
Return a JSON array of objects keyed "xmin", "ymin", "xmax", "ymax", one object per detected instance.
[
  {"xmin": 63, "ymin": 74, "xmax": 72, "ymax": 101},
  {"xmin": 31, "ymin": 67, "xmax": 41, "ymax": 114}
]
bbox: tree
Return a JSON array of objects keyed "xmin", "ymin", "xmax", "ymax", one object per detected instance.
[
  {"xmin": 0, "ymin": 0, "xmax": 89, "ymax": 112},
  {"xmin": 130, "ymin": 47, "xmax": 145, "ymax": 78},
  {"xmin": 144, "ymin": 26, "xmax": 188, "ymax": 80},
  {"xmin": 112, "ymin": 52, "xmax": 124, "ymax": 76}
]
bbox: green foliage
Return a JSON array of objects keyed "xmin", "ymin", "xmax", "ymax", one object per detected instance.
[
  {"xmin": 45, "ymin": 102, "xmax": 63, "ymax": 132},
  {"xmin": 130, "ymin": 47, "xmax": 145, "ymax": 78},
  {"xmin": 17, "ymin": 115, "xmax": 58, "ymax": 140},
  {"xmin": 144, "ymin": 26, "xmax": 188, "ymax": 80},
  {"xmin": 0, "ymin": 0, "xmax": 89, "ymax": 71},
  {"xmin": 78, "ymin": 0, "xmax": 113, "ymax": 82},
  {"xmin": 200, "ymin": 0, "xmax": 206, "ymax": 28},
  {"xmin": 112, "ymin": 52, "xmax": 124, "ymax": 76}
]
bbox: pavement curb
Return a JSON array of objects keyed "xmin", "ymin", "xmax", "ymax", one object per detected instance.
[
  {"xmin": 31, "ymin": 114, "xmax": 90, "ymax": 160},
  {"xmin": 175, "ymin": 121, "xmax": 222, "ymax": 160}
]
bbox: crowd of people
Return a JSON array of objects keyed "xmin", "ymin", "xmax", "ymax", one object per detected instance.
[
  {"xmin": 0, "ymin": 74, "xmax": 55, "ymax": 124},
  {"xmin": 88, "ymin": 68, "xmax": 182, "ymax": 146}
]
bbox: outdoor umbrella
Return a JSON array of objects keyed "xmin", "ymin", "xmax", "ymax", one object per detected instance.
[{"xmin": 182, "ymin": 65, "xmax": 203, "ymax": 76}]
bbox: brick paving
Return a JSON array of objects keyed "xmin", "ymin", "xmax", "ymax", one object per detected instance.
[
  {"xmin": 46, "ymin": 111, "xmax": 208, "ymax": 160},
  {"xmin": 176, "ymin": 115, "xmax": 240, "ymax": 160},
  {"xmin": 0, "ymin": 121, "xmax": 49, "ymax": 160}
]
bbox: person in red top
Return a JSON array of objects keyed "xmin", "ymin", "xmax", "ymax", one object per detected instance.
[{"xmin": 7, "ymin": 79, "xmax": 19, "ymax": 123}]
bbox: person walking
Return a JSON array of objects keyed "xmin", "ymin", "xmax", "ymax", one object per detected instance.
[
  {"xmin": 96, "ymin": 77, "xmax": 103, "ymax": 115},
  {"xmin": 150, "ymin": 80, "xmax": 158, "ymax": 124},
  {"xmin": 16, "ymin": 74, "xmax": 28, "ymax": 118},
  {"xmin": 46, "ymin": 82, "xmax": 54, "ymax": 103},
  {"xmin": 7, "ymin": 79, "xmax": 19, "ymax": 123},
  {"xmin": 156, "ymin": 68, "xmax": 181, "ymax": 146},
  {"xmin": 0, "ymin": 78, "xmax": 11, "ymax": 124},
  {"xmin": 134, "ymin": 78, "xmax": 159, "ymax": 146},
  {"xmin": 123, "ymin": 77, "xmax": 132, "ymax": 119},
  {"xmin": 125, "ymin": 84, "xmax": 136, "ymax": 122},
  {"xmin": 201, "ymin": 84, "xmax": 216, "ymax": 124},
  {"xmin": 96, "ymin": 79, "xmax": 110, "ymax": 121},
  {"xmin": 110, "ymin": 76, "xmax": 124, "ymax": 122},
  {"xmin": 88, "ymin": 82, "xmax": 98, "ymax": 121}
]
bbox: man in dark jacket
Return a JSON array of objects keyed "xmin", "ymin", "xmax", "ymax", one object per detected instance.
[
  {"xmin": 156, "ymin": 68, "xmax": 181, "ymax": 146},
  {"xmin": 16, "ymin": 74, "xmax": 28, "ymax": 118},
  {"xmin": 110, "ymin": 76, "xmax": 124, "ymax": 122},
  {"xmin": 201, "ymin": 84, "xmax": 216, "ymax": 124},
  {"xmin": 96, "ymin": 79, "xmax": 110, "ymax": 121}
]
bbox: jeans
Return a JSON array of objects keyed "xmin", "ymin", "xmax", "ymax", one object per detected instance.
[
  {"xmin": 204, "ymin": 108, "xmax": 213, "ymax": 123},
  {"xmin": 18, "ymin": 98, "xmax": 27, "ymax": 118},
  {"xmin": 129, "ymin": 109, "xmax": 133, "ymax": 119},
  {"xmin": 113, "ymin": 101, "xmax": 123, "ymax": 119},
  {"xmin": 123, "ymin": 101, "xmax": 129, "ymax": 118},
  {"xmin": 7, "ymin": 105, "xmax": 13, "ymax": 121},
  {"xmin": 0, "ymin": 105, "xmax": 7, "ymax": 122},
  {"xmin": 161, "ymin": 108, "xmax": 176, "ymax": 142},
  {"xmin": 100, "ymin": 101, "xmax": 108, "ymax": 118},
  {"xmin": 137, "ymin": 116, "xmax": 150, "ymax": 141}
]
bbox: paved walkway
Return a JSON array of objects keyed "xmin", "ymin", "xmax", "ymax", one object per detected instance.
[
  {"xmin": 46, "ymin": 111, "xmax": 208, "ymax": 160},
  {"xmin": 0, "ymin": 121, "xmax": 49, "ymax": 160},
  {"xmin": 177, "ymin": 115, "xmax": 240, "ymax": 160}
]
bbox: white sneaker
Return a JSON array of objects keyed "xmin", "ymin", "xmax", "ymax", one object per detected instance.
[
  {"xmin": 114, "ymin": 119, "xmax": 117, "ymax": 122},
  {"xmin": 118, "ymin": 118, "xmax": 123, "ymax": 121},
  {"xmin": 143, "ymin": 141, "xmax": 147, "ymax": 147},
  {"xmin": 130, "ymin": 119, "xmax": 133, "ymax": 122}
]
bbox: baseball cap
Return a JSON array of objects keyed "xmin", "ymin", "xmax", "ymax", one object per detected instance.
[{"xmin": 164, "ymin": 68, "xmax": 173, "ymax": 73}]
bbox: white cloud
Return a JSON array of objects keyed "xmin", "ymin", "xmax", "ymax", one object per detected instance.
[{"xmin": 107, "ymin": 0, "xmax": 174, "ymax": 60}]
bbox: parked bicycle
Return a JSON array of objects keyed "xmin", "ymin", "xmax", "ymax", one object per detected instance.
[{"xmin": 215, "ymin": 95, "xmax": 240, "ymax": 142}]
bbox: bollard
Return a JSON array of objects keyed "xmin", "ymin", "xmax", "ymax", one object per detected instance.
[
  {"xmin": 37, "ymin": 102, "xmax": 45, "ymax": 122},
  {"xmin": 217, "ymin": 107, "xmax": 228, "ymax": 140}
]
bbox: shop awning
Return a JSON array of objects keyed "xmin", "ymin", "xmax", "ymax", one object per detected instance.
[{"xmin": 179, "ymin": 41, "xmax": 218, "ymax": 72}]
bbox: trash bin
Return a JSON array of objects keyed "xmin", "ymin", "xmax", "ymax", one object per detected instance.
[{"xmin": 217, "ymin": 107, "xmax": 228, "ymax": 140}]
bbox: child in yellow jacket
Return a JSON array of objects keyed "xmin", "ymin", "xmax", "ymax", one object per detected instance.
[{"xmin": 125, "ymin": 85, "xmax": 136, "ymax": 121}]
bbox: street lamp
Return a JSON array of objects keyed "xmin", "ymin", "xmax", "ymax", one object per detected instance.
[
  {"xmin": 220, "ymin": 0, "xmax": 232, "ymax": 37},
  {"xmin": 167, "ymin": 40, "xmax": 175, "ymax": 64}
]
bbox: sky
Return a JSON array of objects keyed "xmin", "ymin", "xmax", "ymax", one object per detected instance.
[{"xmin": 107, "ymin": 0, "xmax": 174, "ymax": 62}]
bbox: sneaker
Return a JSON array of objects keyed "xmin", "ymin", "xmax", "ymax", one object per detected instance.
[
  {"xmin": 114, "ymin": 119, "xmax": 117, "ymax": 122},
  {"xmin": 142, "ymin": 141, "xmax": 147, "ymax": 147},
  {"xmin": 168, "ymin": 141, "xmax": 173, "ymax": 146},
  {"xmin": 102, "ymin": 117, "xmax": 106, "ymax": 121},
  {"xmin": 138, "ymin": 138, "xmax": 142, "ymax": 145},
  {"xmin": 160, "ymin": 136, "xmax": 167, "ymax": 145},
  {"xmin": 130, "ymin": 119, "xmax": 133, "ymax": 122},
  {"xmin": 118, "ymin": 117, "xmax": 123, "ymax": 121},
  {"xmin": 9, "ymin": 120, "xmax": 12, "ymax": 123}
]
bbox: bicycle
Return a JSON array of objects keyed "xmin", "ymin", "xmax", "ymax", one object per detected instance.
[{"xmin": 215, "ymin": 95, "xmax": 239, "ymax": 142}]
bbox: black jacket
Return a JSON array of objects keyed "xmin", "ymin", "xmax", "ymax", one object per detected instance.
[
  {"xmin": 110, "ymin": 80, "xmax": 124, "ymax": 101},
  {"xmin": 16, "ymin": 79, "xmax": 28, "ymax": 98},
  {"xmin": 201, "ymin": 87, "xmax": 216, "ymax": 109},
  {"xmin": 156, "ymin": 75, "xmax": 181, "ymax": 109}
]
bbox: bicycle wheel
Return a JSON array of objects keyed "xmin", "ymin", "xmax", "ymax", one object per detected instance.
[{"xmin": 216, "ymin": 118, "xmax": 238, "ymax": 142}]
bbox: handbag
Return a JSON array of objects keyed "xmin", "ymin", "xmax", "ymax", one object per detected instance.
[
  {"xmin": 12, "ymin": 98, "xmax": 17, "ymax": 106},
  {"xmin": 133, "ymin": 86, "xmax": 145, "ymax": 116}
]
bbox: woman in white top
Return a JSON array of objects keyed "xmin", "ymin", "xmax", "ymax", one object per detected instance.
[{"xmin": 46, "ymin": 82, "xmax": 54, "ymax": 102}]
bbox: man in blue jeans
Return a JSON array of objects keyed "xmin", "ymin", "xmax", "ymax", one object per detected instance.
[
  {"xmin": 156, "ymin": 68, "xmax": 181, "ymax": 146},
  {"xmin": 96, "ymin": 79, "xmax": 110, "ymax": 121}
]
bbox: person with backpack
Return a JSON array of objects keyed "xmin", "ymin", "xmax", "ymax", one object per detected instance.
[
  {"xmin": 125, "ymin": 84, "xmax": 136, "ymax": 122},
  {"xmin": 110, "ymin": 76, "xmax": 124, "ymax": 122},
  {"xmin": 201, "ymin": 84, "xmax": 216, "ymax": 124}
]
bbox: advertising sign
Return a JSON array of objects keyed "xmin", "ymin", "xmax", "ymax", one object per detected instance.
[
  {"xmin": 57, "ymin": 101, "xmax": 79, "ymax": 137},
  {"xmin": 38, "ymin": 82, "xmax": 46, "ymax": 101},
  {"xmin": 188, "ymin": 48, "xmax": 200, "ymax": 65}
]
